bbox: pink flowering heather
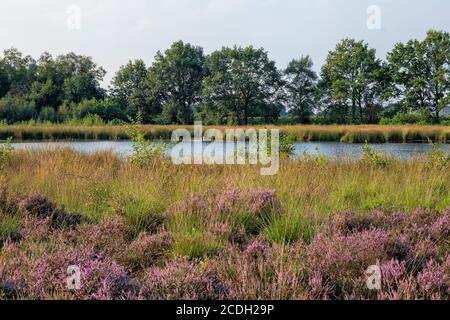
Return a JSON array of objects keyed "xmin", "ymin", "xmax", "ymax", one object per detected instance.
[
  {"xmin": 139, "ymin": 256, "xmax": 227, "ymax": 300},
  {"xmin": 119, "ymin": 231, "xmax": 172, "ymax": 272},
  {"xmin": 167, "ymin": 186, "xmax": 281, "ymax": 240},
  {"xmin": 170, "ymin": 186, "xmax": 280, "ymax": 219},
  {"xmin": 1, "ymin": 188, "xmax": 448, "ymax": 301},
  {"xmin": 416, "ymin": 257, "xmax": 450, "ymax": 299},
  {"xmin": 304, "ymin": 207, "xmax": 450, "ymax": 299},
  {"xmin": 429, "ymin": 213, "xmax": 450, "ymax": 241},
  {"xmin": 0, "ymin": 241, "xmax": 135, "ymax": 300},
  {"xmin": 211, "ymin": 239, "xmax": 303, "ymax": 300},
  {"xmin": 20, "ymin": 215, "xmax": 52, "ymax": 242},
  {"xmin": 76, "ymin": 215, "xmax": 133, "ymax": 258},
  {"xmin": 378, "ymin": 259, "xmax": 408, "ymax": 292},
  {"xmin": 303, "ymin": 229, "xmax": 391, "ymax": 298},
  {"xmin": 330, "ymin": 208, "xmax": 449, "ymax": 239}
]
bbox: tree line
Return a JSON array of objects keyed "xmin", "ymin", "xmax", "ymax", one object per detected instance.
[{"xmin": 0, "ymin": 29, "xmax": 449, "ymax": 125}]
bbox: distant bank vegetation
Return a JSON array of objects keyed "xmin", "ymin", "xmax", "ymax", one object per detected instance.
[
  {"xmin": 0, "ymin": 30, "xmax": 450, "ymax": 126},
  {"xmin": 1, "ymin": 124, "xmax": 449, "ymax": 143}
]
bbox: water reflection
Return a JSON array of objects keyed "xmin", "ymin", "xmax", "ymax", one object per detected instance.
[{"xmin": 9, "ymin": 141, "xmax": 450, "ymax": 160}]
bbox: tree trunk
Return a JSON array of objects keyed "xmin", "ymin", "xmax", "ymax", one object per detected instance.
[{"xmin": 351, "ymin": 93, "xmax": 356, "ymax": 123}]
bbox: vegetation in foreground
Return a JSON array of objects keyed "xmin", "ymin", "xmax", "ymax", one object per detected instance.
[
  {"xmin": 1, "ymin": 123, "xmax": 450, "ymax": 143},
  {"xmin": 0, "ymin": 147, "xmax": 449, "ymax": 300}
]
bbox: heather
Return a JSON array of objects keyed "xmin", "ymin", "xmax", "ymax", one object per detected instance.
[{"xmin": 0, "ymin": 149, "xmax": 449, "ymax": 300}]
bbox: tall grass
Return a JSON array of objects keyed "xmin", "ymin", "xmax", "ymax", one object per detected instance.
[
  {"xmin": 2, "ymin": 148, "xmax": 448, "ymax": 233},
  {"xmin": 1, "ymin": 124, "xmax": 449, "ymax": 143},
  {"xmin": 0, "ymin": 149, "xmax": 449, "ymax": 300}
]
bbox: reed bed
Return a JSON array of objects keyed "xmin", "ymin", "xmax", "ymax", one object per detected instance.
[{"xmin": 1, "ymin": 124, "xmax": 449, "ymax": 143}]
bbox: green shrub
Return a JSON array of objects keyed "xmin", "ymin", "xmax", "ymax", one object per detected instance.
[
  {"xmin": 362, "ymin": 142, "xmax": 389, "ymax": 167},
  {"xmin": 0, "ymin": 137, "xmax": 14, "ymax": 165},
  {"xmin": 126, "ymin": 115, "xmax": 168, "ymax": 166},
  {"xmin": 427, "ymin": 139, "xmax": 449, "ymax": 168},
  {"xmin": 0, "ymin": 96, "xmax": 36, "ymax": 124},
  {"xmin": 380, "ymin": 110, "xmax": 433, "ymax": 125}
]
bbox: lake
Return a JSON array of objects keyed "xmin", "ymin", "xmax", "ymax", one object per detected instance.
[{"xmin": 8, "ymin": 141, "xmax": 450, "ymax": 160}]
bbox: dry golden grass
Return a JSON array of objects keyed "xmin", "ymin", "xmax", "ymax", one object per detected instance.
[
  {"xmin": 1, "ymin": 148, "xmax": 448, "ymax": 243},
  {"xmin": 1, "ymin": 124, "xmax": 449, "ymax": 143}
]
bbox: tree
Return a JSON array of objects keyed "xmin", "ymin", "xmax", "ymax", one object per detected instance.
[
  {"xmin": 57, "ymin": 53, "xmax": 106, "ymax": 103},
  {"xmin": 388, "ymin": 30, "xmax": 450, "ymax": 121},
  {"xmin": 110, "ymin": 59, "xmax": 149, "ymax": 121},
  {"xmin": 146, "ymin": 41, "xmax": 205, "ymax": 124},
  {"xmin": 30, "ymin": 52, "xmax": 106, "ymax": 112},
  {"xmin": 284, "ymin": 55, "xmax": 317, "ymax": 123},
  {"xmin": 318, "ymin": 39, "xmax": 385, "ymax": 124},
  {"xmin": 424, "ymin": 30, "xmax": 450, "ymax": 121},
  {"xmin": 0, "ymin": 60, "xmax": 9, "ymax": 98},
  {"xmin": 201, "ymin": 46, "xmax": 283, "ymax": 125},
  {"xmin": 0, "ymin": 48, "xmax": 36, "ymax": 96},
  {"xmin": 0, "ymin": 95, "xmax": 36, "ymax": 124}
]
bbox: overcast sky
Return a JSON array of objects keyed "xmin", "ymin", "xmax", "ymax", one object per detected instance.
[{"xmin": 1, "ymin": 0, "xmax": 449, "ymax": 85}]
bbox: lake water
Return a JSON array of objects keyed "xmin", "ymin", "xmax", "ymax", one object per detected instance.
[{"xmin": 8, "ymin": 141, "xmax": 450, "ymax": 160}]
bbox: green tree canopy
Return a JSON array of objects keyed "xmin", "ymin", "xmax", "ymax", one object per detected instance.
[
  {"xmin": 201, "ymin": 46, "xmax": 283, "ymax": 125},
  {"xmin": 387, "ymin": 30, "xmax": 450, "ymax": 121},
  {"xmin": 0, "ymin": 48, "xmax": 36, "ymax": 97},
  {"xmin": 146, "ymin": 41, "xmax": 205, "ymax": 124},
  {"xmin": 110, "ymin": 59, "xmax": 149, "ymax": 121},
  {"xmin": 284, "ymin": 55, "xmax": 318, "ymax": 123},
  {"xmin": 29, "ymin": 52, "xmax": 106, "ymax": 113},
  {"xmin": 318, "ymin": 39, "xmax": 385, "ymax": 124}
]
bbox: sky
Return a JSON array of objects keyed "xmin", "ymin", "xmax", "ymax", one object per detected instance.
[{"xmin": 1, "ymin": 0, "xmax": 449, "ymax": 86}]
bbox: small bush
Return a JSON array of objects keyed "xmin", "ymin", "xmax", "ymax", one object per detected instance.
[
  {"xmin": 19, "ymin": 193, "xmax": 56, "ymax": 219},
  {"xmin": 139, "ymin": 256, "xmax": 226, "ymax": 300},
  {"xmin": 427, "ymin": 140, "xmax": 449, "ymax": 168},
  {"xmin": 77, "ymin": 216, "xmax": 133, "ymax": 257},
  {"xmin": 362, "ymin": 142, "xmax": 389, "ymax": 167},
  {"xmin": 126, "ymin": 118, "xmax": 168, "ymax": 166},
  {"xmin": 120, "ymin": 231, "xmax": 172, "ymax": 272},
  {"xmin": 0, "ymin": 137, "xmax": 13, "ymax": 166}
]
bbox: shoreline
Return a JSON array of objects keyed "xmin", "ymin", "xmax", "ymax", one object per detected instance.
[{"xmin": 1, "ymin": 124, "xmax": 449, "ymax": 143}]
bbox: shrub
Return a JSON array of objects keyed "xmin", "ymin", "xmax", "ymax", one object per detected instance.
[
  {"xmin": 0, "ymin": 96, "xmax": 36, "ymax": 124},
  {"xmin": 211, "ymin": 240, "xmax": 304, "ymax": 299},
  {"xmin": 38, "ymin": 107, "xmax": 59, "ymax": 123},
  {"xmin": 304, "ymin": 229, "xmax": 390, "ymax": 299},
  {"xmin": 0, "ymin": 242, "xmax": 135, "ymax": 300},
  {"xmin": 427, "ymin": 140, "xmax": 449, "ymax": 168},
  {"xmin": 126, "ymin": 115, "xmax": 168, "ymax": 166},
  {"xmin": 50, "ymin": 209, "xmax": 86, "ymax": 229},
  {"xmin": 362, "ymin": 142, "xmax": 389, "ymax": 167},
  {"xmin": 380, "ymin": 111, "xmax": 431, "ymax": 125},
  {"xmin": 18, "ymin": 193, "xmax": 56, "ymax": 219},
  {"xmin": 167, "ymin": 186, "xmax": 281, "ymax": 243},
  {"xmin": 0, "ymin": 137, "xmax": 13, "ymax": 166},
  {"xmin": 76, "ymin": 216, "xmax": 133, "ymax": 257},
  {"xmin": 416, "ymin": 257, "xmax": 450, "ymax": 299},
  {"xmin": 139, "ymin": 256, "xmax": 226, "ymax": 300},
  {"xmin": 306, "ymin": 208, "xmax": 450, "ymax": 299},
  {"xmin": 120, "ymin": 231, "xmax": 172, "ymax": 272}
]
